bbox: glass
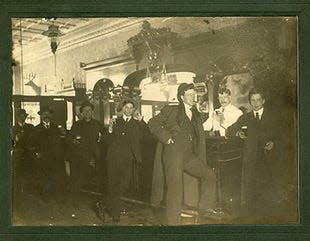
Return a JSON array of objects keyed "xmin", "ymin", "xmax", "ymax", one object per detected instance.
[{"xmin": 241, "ymin": 126, "xmax": 248, "ymax": 136}]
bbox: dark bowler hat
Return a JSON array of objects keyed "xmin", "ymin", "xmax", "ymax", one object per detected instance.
[
  {"xmin": 79, "ymin": 100, "xmax": 94, "ymax": 113},
  {"xmin": 121, "ymin": 99, "xmax": 136, "ymax": 108},
  {"xmin": 177, "ymin": 83, "xmax": 195, "ymax": 102},
  {"xmin": 16, "ymin": 108, "xmax": 28, "ymax": 117},
  {"xmin": 38, "ymin": 106, "xmax": 54, "ymax": 115}
]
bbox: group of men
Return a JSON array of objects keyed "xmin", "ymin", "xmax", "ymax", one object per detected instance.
[
  {"xmin": 12, "ymin": 99, "xmax": 149, "ymax": 223},
  {"xmin": 13, "ymin": 82, "xmax": 279, "ymax": 225},
  {"xmin": 13, "ymin": 106, "xmax": 66, "ymax": 205},
  {"xmin": 148, "ymin": 83, "xmax": 279, "ymax": 224}
]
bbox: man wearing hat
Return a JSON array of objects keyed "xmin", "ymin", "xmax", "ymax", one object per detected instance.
[
  {"xmin": 148, "ymin": 83, "xmax": 216, "ymax": 225},
  {"xmin": 30, "ymin": 106, "xmax": 64, "ymax": 201},
  {"xmin": 12, "ymin": 108, "xmax": 34, "ymax": 207},
  {"xmin": 66, "ymin": 100, "xmax": 103, "ymax": 213}
]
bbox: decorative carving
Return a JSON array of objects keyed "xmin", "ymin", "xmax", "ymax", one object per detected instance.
[
  {"xmin": 24, "ymin": 72, "xmax": 36, "ymax": 83},
  {"xmin": 127, "ymin": 20, "xmax": 178, "ymax": 70},
  {"xmin": 24, "ymin": 72, "xmax": 41, "ymax": 95},
  {"xmin": 92, "ymin": 78, "xmax": 114, "ymax": 103}
]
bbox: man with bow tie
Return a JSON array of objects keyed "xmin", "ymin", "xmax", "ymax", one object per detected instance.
[
  {"xmin": 148, "ymin": 83, "xmax": 216, "ymax": 225},
  {"xmin": 30, "ymin": 106, "xmax": 64, "ymax": 201},
  {"xmin": 227, "ymin": 88, "xmax": 279, "ymax": 220}
]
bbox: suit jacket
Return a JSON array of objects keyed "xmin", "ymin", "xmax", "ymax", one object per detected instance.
[
  {"xmin": 227, "ymin": 108, "xmax": 279, "ymax": 202},
  {"xmin": 106, "ymin": 117, "xmax": 149, "ymax": 163},
  {"xmin": 66, "ymin": 118, "xmax": 103, "ymax": 162},
  {"xmin": 148, "ymin": 104, "xmax": 206, "ymax": 161},
  {"xmin": 13, "ymin": 123, "xmax": 34, "ymax": 152},
  {"xmin": 30, "ymin": 122, "xmax": 62, "ymax": 165},
  {"xmin": 227, "ymin": 108, "xmax": 278, "ymax": 162},
  {"xmin": 13, "ymin": 123, "xmax": 35, "ymax": 170},
  {"xmin": 148, "ymin": 104, "xmax": 207, "ymax": 206}
]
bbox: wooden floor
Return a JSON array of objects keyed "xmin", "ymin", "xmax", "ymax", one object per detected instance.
[{"xmin": 12, "ymin": 185, "xmax": 298, "ymax": 226}]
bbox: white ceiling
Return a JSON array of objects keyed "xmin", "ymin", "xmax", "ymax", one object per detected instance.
[
  {"xmin": 11, "ymin": 18, "xmax": 95, "ymax": 48},
  {"xmin": 11, "ymin": 17, "xmax": 249, "ymax": 64}
]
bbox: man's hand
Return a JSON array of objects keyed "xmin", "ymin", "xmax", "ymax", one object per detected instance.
[
  {"xmin": 134, "ymin": 112, "xmax": 144, "ymax": 122},
  {"xmin": 166, "ymin": 138, "xmax": 174, "ymax": 144},
  {"xmin": 264, "ymin": 141, "xmax": 274, "ymax": 151},
  {"xmin": 73, "ymin": 139, "xmax": 80, "ymax": 145},
  {"xmin": 108, "ymin": 118, "xmax": 116, "ymax": 133},
  {"xmin": 215, "ymin": 112, "xmax": 225, "ymax": 124},
  {"xmin": 209, "ymin": 131, "xmax": 216, "ymax": 137},
  {"xmin": 236, "ymin": 130, "xmax": 247, "ymax": 139}
]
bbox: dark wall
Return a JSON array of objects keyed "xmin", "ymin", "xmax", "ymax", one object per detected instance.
[{"xmin": 172, "ymin": 18, "xmax": 297, "ymax": 109}]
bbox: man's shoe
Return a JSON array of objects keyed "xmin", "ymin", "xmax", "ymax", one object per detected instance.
[
  {"xmin": 112, "ymin": 216, "xmax": 120, "ymax": 223},
  {"xmin": 95, "ymin": 201, "xmax": 106, "ymax": 222},
  {"xmin": 199, "ymin": 208, "xmax": 225, "ymax": 220}
]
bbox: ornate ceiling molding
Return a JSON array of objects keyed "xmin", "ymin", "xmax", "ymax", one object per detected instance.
[{"xmin": 13, "ymin": 17, "xmax": 151, "ymax": 65}]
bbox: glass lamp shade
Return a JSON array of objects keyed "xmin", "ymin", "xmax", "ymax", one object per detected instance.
[
  {"xmin": 123, "ymin": 64, "xmax": 197, "ymax": 102},
  {"xmin": 139, "ymin": 71, "xmax": 196, "ymax": 102}
]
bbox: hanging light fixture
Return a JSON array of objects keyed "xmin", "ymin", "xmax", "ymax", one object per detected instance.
[
  {"xmin": 42, "ymin": 20, "xmax": 63, "ymax": 75},
  {"xmin": 42, "ymin": 20, "xmax": 63, "ymax": 54}
]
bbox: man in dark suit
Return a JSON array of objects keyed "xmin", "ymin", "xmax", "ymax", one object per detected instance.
[
  {"xmin": 148, "ymin": 83, "xmax": 215, "ymax": 225},
  {"xmin": 227, "ymin": 88, "xmax": 279, "ymax": 219},
  {"xmin": 98, "ymin": 99, "xmax": 148, "ymax": 223},
  {"xmin": 66, "ymin": 101, "xmax": 103, "ymax": 193},
  {"xmin": 12, "ymin": 108, "xmax": 34, "ymax": 206},
  {"xmin": 30, "ymin": 106, "xmax": 64, "ymax": 200},
  {"xmin": 66, "ymin": 100, "xmax": 104, "ymax": 217}
]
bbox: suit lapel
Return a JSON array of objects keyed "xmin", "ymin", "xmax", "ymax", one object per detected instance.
[
  {"xmin": 260, "ymin": 109, "xmax": 266, "ymax": 123},
  {"xmin": 176, "ymin": 103, "xmax": 187, "ymax": 126}
]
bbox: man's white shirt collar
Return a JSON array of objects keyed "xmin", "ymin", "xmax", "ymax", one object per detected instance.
[
  {"xmin": 43, "ymin": 121, "xmax": 50, "ymax": 128},
  {"xmin": 219, "ymin": 103, "xmax": 232, "ymax": 112},
  {"xmin": 123, "ymin": 114, "xmax": 132, "ymax": 121},
  {"xmin": 183, "ymin": 102, "xmax": 192, "ymax": 110},
  {"xmin": 183, "ymin": 103, "xmax": 193, "ymax": 119}
]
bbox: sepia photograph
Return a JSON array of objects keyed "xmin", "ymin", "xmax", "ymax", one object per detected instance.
[{"xmin": 11, "ymin": 16, "xmax": 298, "ymax": 226}]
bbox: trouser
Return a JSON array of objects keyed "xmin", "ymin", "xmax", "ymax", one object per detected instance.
[
  {"xmin": 106, "ymin": 155, "xmax": 133, "ymax": 218},
  {"xmin": 70, "ymin": 158, "xmax": 94, "ymax": 193},
  {"xmin": 241, "ymin": 152, "xmax": 279, "ymax": 218},
  {"xmin": 34, "ymin": 159, "xmax": 59, "ymax": 200},
  {"xmin": 163, "ymin": 143, "xmax": 216, "ymax": 225}
]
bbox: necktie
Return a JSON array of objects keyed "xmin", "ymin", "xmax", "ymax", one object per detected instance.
[
  {"xmin": 190, "ymin": 107, "xmax": 199, "ymax": 154},
  {"xmin": 255, "ymin": 112, "xmax": 260, "ymax": 120},
  {"xmin": 190, "ymin": 107, "xmax": 194, "ymax": 120},
  {"xmin": 126, "ymin": 117, "xmax": 130, "ymax": 122}
]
